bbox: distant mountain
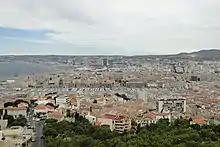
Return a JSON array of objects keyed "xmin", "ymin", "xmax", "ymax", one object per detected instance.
[{"xmin": 176, "ymin": 49, "xmax": 220, "ymax": 59}]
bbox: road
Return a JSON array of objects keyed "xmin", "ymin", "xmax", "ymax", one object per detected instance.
[
  {"xmin": 32, "ymin": 120, "xmax": 45, "ymax": 147},
  {"xmin": 29, "ymin": 104, "xmax": 34, "ymax": 126},
  {"xmin": 29, "ymin": 104, "xmax": 45, "ymax": 147}
]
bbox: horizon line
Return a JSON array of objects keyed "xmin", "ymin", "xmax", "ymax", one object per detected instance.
[{"xmin": 0, "ymin": 48, "xmax": 219, "ymax": 56}]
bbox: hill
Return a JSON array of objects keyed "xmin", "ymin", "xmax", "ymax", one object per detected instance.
[{"xmin": 177, "ymin": 49, "xmax": 220, "ymax": 60}]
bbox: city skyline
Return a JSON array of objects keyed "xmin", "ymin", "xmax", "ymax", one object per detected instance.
[{"xmin": 0, "ymin": 0, "xmax": 220, "ymax": 55}]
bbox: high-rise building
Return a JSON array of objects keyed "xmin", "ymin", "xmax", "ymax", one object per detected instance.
[
  {"xmin": 156, "ymin": 98, "xmax": 186, "ymax": 113},
  {"xmin": 102, "ymin": 58, "xmax": 108, "ymax": 67},
  {"xmin": 108, "ymin": 59, "xmax": 114, "ymax": 68}
]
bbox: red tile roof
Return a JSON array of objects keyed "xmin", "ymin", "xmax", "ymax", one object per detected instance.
[
  {"xmin": 68, "ymin": 94, "xmax": 77, "ymax": 99},
  {"xmin": 191, "ymin": 116, "xmax": 207, "ymax": 125},
  {"xmin": 102, "ymin": 114, "xmax": 125, "ymax": 120},
  {"xmin": 35, "ymin": 104, "xmax": 45, "ymax": 110},
  {"xmin": 94, "ymin": 121, "xmax": 102, "ymax": 126},
  {"xmin": 192, "ymin": 118, "xmax": 207, "ymax": 125},
  {"xmin": 45, "ymin": 105, "xmax": 54, "ymax": 110},
  {"xmin": 144, "ymin": 112, "xmax": 156, "ymax": 120}
]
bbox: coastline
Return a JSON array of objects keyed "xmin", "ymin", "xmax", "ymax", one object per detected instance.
[{"xmin": 0, "ymin": 61, "xmax": 61, "ymax": 82}]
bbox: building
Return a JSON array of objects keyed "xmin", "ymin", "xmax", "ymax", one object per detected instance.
[
  {"xmin": 47, "ymin": 111, "xmax": 64, "ymax": 121},
  {"xmin": 34, "ymin": 105, "xmax": 54, "ymax": 114},
  {"xmin": 108, "ymin": 60, "xmax": 114, "ymax": 68},
  {"xmin": 136, "ymin": 112, "xmax": 157, "ymax": 127},
  {"xmin": 34, "ymin": 105, "xmax": 47, "ymax": 114},
  {"xmin": 35, "ymin": 100, "xmax": 51, "ymax": 105},
  {"xmin": 85, "ymin": 114, "xmax": 96, "ymax": 124},
  {"xmin": 1, "ymin": 126, "xmax": 32, "ymax": 147},
  {"xmin": 2, "ymin": 126, "xmax": 24, "ymax": 136},
  {"xmin": 0, "ymin": 120, "xmax": 8, "ymax": 130},
  {"xmin": 126, "ymin": 82, "xmax": 145, "ymax": 88},
  {"xmin": 7, "ymin": 107, "xmax": 27, "ymax": 119},
  {"xmin": 97, "ymin": 113, "xmax": 131, "ymax": 133},
  {"xmin": 190, "ymin": 116, "xmax": 208, "ymax": 125},
  {"xmin": 55, "ymin": 96, "xmax": 70, "ymax": 105},
  {"xmin": 102, "ymin": 58, "xmax": 108, "ymax": 67},
  {"xmin": 157, "ymin": 98, "xmax": 186, "ymax": 113}
]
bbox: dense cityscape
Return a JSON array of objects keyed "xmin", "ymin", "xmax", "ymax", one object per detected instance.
[{"xmin": 1, "ymin": 50, "xmax": 220, "ymax": 146}]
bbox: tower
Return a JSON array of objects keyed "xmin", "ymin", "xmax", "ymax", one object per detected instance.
[{"xmin": 102, "ymin": 58, "xmax": 108, "ymax": 67}]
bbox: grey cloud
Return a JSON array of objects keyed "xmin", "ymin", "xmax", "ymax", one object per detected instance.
[{"xmin": 1, "ymin": 0, "xmax": 220, "ymax": 54}]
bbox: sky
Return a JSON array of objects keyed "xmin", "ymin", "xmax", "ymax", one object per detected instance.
[{"xmin": 0, "ymin": 0, "xmax": 220, "ymax": 55}]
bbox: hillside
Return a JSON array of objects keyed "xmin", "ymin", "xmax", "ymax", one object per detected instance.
[{"xmin": 177, "ymin": 49, "xmax": 220, "ymax": 59}]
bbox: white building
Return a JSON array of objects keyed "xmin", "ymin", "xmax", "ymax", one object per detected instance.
[
  {"xmin": 0, "ymin": 120, "xmax": 8, "ymax": 130},
  {"xmin": 7, "ymin": 107, "xmax": 27, "ymax": 119},
  {"xmin": 157, "ymin": 97, "xmax": 186, "ymax": 113},
  {"xmin": 34, "ymin": 105, "xmax": 54, "ymax": 114},
  {"xmin": 56, "ymin": 96, "xmax": 70, "ymax": 105},
  {"xmin": 35, "ymin": 100, "xmax": 51, "ymax": 105},
  {"xmin": 2, "ymin": 126, "xmax": 24, "ymax": 136},
  {"xmin": 85, "ymin": 114, "xmax": 96, "ymax": 124},
  {"xmin": 97, "ymin": 114, "xmax": 131, "ymax": 132}
]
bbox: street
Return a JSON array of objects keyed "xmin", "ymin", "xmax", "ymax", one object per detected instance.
[
  {"xmin": 29, "ymin": 104, "xmax": 45, "ymax": 147},
  {"xmin": 32, "ymin": 120, "xmax": 45, "ymax": 147}
]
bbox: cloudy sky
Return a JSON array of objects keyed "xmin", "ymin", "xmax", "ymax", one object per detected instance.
[{"xmin": 0, "ymin": 0, "xmax": 220, "ymax": 55}]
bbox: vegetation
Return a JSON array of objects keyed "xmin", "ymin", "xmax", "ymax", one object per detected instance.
[
  {"xmin": 4, "ymin": 99, "xmax": 29, "ymax": 108},
  {"xmin": 10, "ymin": 115, "xmax": 27, "ymax": 127},
  {"xmin": 3, "ymin": 114, "xmax": 27, "ymax": 127},
  {"xmin": 44, "ymin": 116, "xmax": 220, "ymax": 147},
  {"xmin": 3, "ymin": 115, "xmax": 15, "ymax": 126},
  {"xmin": 30, "ymin": 99, "xmax": 37, "ymax": 104}
]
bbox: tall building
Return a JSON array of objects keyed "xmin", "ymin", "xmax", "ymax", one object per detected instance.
[
  {"xmin": 156, "ymin": 98, "xmax": 186, "ymax": 113},
  {"xmin": 97, "ymin": 113, "xmax": 131, "ymax": 133},
  {"xmin": 108, "ymin": 59, "xmax": 114, "ymax": 68},
  {"xmin": 102, "ymin": 58, "xmax": 108, "ymax": 67}
]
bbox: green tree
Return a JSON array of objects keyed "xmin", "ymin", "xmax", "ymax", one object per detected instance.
[
  {"xmin": 66, "ymin": 109, "xmax": 71, "ymax": 117},
  {"xmin": 3, "ymin": 115, "xmax": 15, "ymax": 127},
  {"xmin": 11, "ymin": 115, "xmax": 27, "ymax": 127}
]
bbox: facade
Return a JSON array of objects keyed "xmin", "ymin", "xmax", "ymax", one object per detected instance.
[
  {"xmin": 102, "ymin": 58, "xmax": 108, "ymax": 67},
  {"xmin": 126, "ymin": 82, "xmax": 145, "ymax": 88},
  {"xmin": 114, "ymin": 118, "xmax": 131, "ymax": 132},
  {"xmin": 56, "ymin": 96, "xmax": 70, "ymax": 105},
  {"xmin": 35, "ymin": 100, "xmax": 51, "ymax": 105},
  {"xmin": 34, "ymin": 105, "xmax": 54, "ymax": 114},
  {"xmin": 3, "ymin": 126, "xmax": 24, "ymax": 136},
  {"xmin": 34, "ymin": 105, "xmax": 47, "ymax": 114},
  {"xmin": 7, "ymin": 107, "xmax": 27, "ymax": 119},
  {"xmin": 85, "ymin": 114, "xmax": 96, "ymax": 124},
  {"xmin": 0, "ymin": 120, "xmax": 8, "ymax": 130},
  {"xmin": 155, "ymin": 113, "xmax": 171, "ymax": 122},
  {"xmin": 157, "ymin": 98, "xmax": 186, "ymax": 113},
  {"xmin": 47, "ymin": 111, "xmax": 64, "ymax": 121},
  {"xmin": 97, "ymin": 114, "xmax": 131, "ymax": 132},
  {"xmin": 135, "ymin": 111, "xmax": 184, "ymax": 127},
  {"xmin": 136, "ymin": 112, "xmax": 157, "ymax": 127}
]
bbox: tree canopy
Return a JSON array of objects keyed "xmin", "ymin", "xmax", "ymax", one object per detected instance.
[{"xmin": 44, "ymin": 117, "xmax": 220, "ymax": 147}]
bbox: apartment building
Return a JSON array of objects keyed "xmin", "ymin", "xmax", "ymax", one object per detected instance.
[
  {"xmin": 34, "ymin": 104, "xmax": 54, "ymax": 114},
  {"xmin": 157, "ymin": 97, "xmax": 186, "ymax": 113},
  {"xmin": 7, "ymin": 106, "xmax": 27, "ymax": 119},
  {"xmin": 97, "ymin": 113, "xmax": 131, "ymax": 133},
  {"xmin": 136, "ymin": 112, "xmax": 156, "ymax": 127},
  {"xmin": 126, "ymin": 82, "xmax": 145, "ymax": 88},
  {"xmin": 55, "ymin": 96, "xmax": 70, "ymax": 105}
]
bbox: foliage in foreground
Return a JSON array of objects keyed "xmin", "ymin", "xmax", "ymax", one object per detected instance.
[
  {"xmin": 3, "ymin": 114, "xmax": 27, "ymax": 127},
  {"xmin": 44, "ymin": 116, "xmax": 220, "ymax": 147}
]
